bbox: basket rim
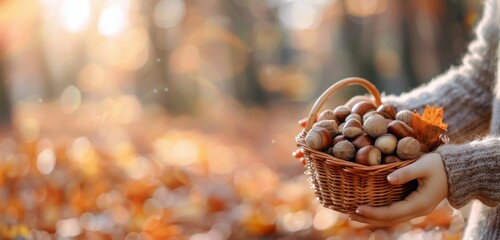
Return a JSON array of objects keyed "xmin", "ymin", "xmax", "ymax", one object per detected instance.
[
  {"xmin": 303, "ymin": 77, "xmax": 382, "ymax": 132},
  {"xmin": 296, "ymin": 130, "xmax": 417, "ymax": 173}
]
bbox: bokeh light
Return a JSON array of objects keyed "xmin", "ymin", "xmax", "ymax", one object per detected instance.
[
  {"xmin": 60, "ymin": 85, "xmax": 82, "ymax": 113},
  {"xmin": 36, "ymin": 149, "xmax": 56, "ymax": 175},
  {"xmin": 56, "ymin": 218, "xmax": 82, "ymax": 238},
  {"xmin": 98, "ymin": 0, "xmax": 130, "ymax": 37},
  {"xmin": 59, "ymin": 0, "xmax": 91, "ymax": 33},
  {"xmin": 313, "ymin": 208, "xmax": 340, "ymax": 231}
]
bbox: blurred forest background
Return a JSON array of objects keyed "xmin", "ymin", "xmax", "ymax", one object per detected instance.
[{"xmin": 0, "ymin": 0, "xmax": 483, "ymax": 239}]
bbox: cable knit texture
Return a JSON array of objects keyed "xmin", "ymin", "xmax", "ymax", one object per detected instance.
[{"xmin": 383, "ymin": 0, "xmax": 500, "ymax": 239}]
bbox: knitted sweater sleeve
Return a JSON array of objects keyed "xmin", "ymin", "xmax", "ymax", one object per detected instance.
[
  {"xmin": 383, "ymin": 0, "xmax": 499, "ymax": 139},
  {"xmin": 383, "ymin": 0, "xmax": 500, "ymax": 209},
  {"xmin": 436, "ymin": 138, "xmax": 500, "ymax": 208}
]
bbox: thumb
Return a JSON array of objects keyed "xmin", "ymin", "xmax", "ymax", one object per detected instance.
[{"xmin": 387, "ymin": 161, "xmax": 426, "ymax": 185}]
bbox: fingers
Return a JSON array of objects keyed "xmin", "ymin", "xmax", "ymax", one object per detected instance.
[
  {"xmin": 355, "ymin": 180, "xmax": 441, "ymax": 221},
  {"xmin": 387, "ymin": 154, "xmax": 435, "ymax": 185},
  {"xmin": 349, "ymin": 213, "xmax": 393, "ymax": 226},
  {"xmin": 349, "ymin": 212, "xmax": 419, "ymax": 226},
  {"xmin": 388, "ymin": 165, "xmax": 421, "ymax": 185},
  {"xmin": 354, "ymin": 199, "xmax": 419, "ymax": 221}
]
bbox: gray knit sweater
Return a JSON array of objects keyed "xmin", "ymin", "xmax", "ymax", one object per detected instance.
[{"xmin": 383, "ymin": 0, "xmax": 500, "ymax": 239}]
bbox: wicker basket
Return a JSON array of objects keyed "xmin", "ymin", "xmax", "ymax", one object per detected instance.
[{"xmin": 296, "ymin": 77, "xmax": 418, "ymax": 214}]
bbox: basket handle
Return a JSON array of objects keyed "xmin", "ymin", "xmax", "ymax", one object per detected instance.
[{"xmin": 304, "ymin": 77, "xmax": 382, "ymax": 131}]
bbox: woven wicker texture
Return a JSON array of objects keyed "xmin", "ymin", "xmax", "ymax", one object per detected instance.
[{"xmin": 296, "ymin": 77, "xmax": 418, "ymax": 214}]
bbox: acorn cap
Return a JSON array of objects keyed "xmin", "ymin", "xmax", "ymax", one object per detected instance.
[
  {"xmin": 363, "ymin": 114, "xmax": 388, "ymax": 138},
  {"xmin": 342, "ymin": 119, "xmax": 363, "ymax": 138},
  {"xmin": 395, "ymin": 110, "xmax": 413, "ymax": 127},
  {"xmin": 305, "ymin": 127, "xmax": 332, "ymax": 150},
  {"xmin": 362, "ymin": 111, "xmax": 382, "ymax": 123},
  {"xmin": 332, "ymin": 140, "xmax": 356, "ymax": 161},
  {"xmin": 318, "ymin": 109, "xmax": 337, "ymax": 122},
  {"xmin": 374, "ymin": 133, "xmax": 397, "ymax": 155},
  {"xmin": 396, "ymin": 136, "xmax": 422, "ymax": 160},
  {"xmin": 313, "ymin": 120, "xmax": 340, "ymax": 136}
]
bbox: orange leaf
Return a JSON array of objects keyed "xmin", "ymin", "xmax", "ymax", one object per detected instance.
[{"xmin": 411, "ymin": 105, "xmax": 448, "ymax": 151}]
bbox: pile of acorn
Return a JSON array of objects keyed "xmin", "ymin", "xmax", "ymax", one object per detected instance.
[{"xmin": 305, "ymin": 100, "xmax": 422, "ymax": 166}]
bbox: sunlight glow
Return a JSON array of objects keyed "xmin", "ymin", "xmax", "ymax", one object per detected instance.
[
  {"xmin": 98, "ymin": 1, "xmax": 129, "ymax": 36},
  {"xmin": 59, "ymin": 0, "xmax": 91, "ymax": 33}
]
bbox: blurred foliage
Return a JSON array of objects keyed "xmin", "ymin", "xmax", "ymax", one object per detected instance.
[
  {"xmin": 0, "ymin": 0, "xmax": 482, "ymax": 113},
  {"xmin": 0, "ymin": 0, "xmax": 482, "ymax": 239}
]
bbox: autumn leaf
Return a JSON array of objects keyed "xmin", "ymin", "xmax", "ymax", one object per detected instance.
[{"xmin": 412, "ymin": 105, "xmax": 448, "ymax": 151}]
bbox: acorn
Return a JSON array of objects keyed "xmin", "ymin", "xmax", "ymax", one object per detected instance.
[
  {"xmin": 382, "ymin": 155, "xmax": 402, "ymax": 164},
  {"xmin": 396, "ymin": 110, "xmax": 413, "ymax": 127},
  {"xmin": 352, "ymin": 134, "xmax": 374, "ymax": 149},
  {"xmin": 305, "ymin": 127, "xmax": 332, "ymax": 150},
  {"xmin": 362, "ymin": 111, "xmax": 381, "ymax": 123},
  {"xmin": 333, "ymin": 106, "xmax": 351, "ymax": 122},
  {"xmin": 345, "ymin": 113, "xmax": 362, "ymax": 123},
  {"xmin": 332, "ymin": 135, "xmax": 348, "ymax": 146},
  {"xmin": 345, "ymin": 96, "xmax": 372, "ymax": 109},
  {"xmin": 317, "ymin": 109, "xmax": 337, "ymax": 122},
  {"xmin": 396, "ymin": 137, "xmax": 422, "ymax": 160},
  {"xmin": 313, "ymin": 120, "xmax": 340, "ymax": 136},
  {"xmin": 326, "ymin": 147, "xmax": 334, "ymax": 156},
  {"xmin": 352, "ymin": 101, "xmax": 376, "ymax": 117},
  {"xmin": 355, "ymin": 145, "xmax": 382, "ymax": 166},
  {"xmin": 342, "ymin": 119, "xmax": 363, "ymax": 138},
  {"xmin": 377, "ymin": 104, "xmax": 397, "ymax": 119},
  {"xmin": 363, "ymin": 114, "xmax": 388, "ymax": 138},
  {"xmin": 388, "ymin": 120, "xmax": 414, "ymax": 139},
  {"xmin": 332, "ymin": 140, "xmax": 356, "ymax": 161},
  {"xmin": 374, "ymin": 134, "xmax": 397, "ymax": 155}
]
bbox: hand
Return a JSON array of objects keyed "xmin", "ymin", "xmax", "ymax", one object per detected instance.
[{"xmin": 349, "ymin": 153, "xmax": 448, "ymax": 225}]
